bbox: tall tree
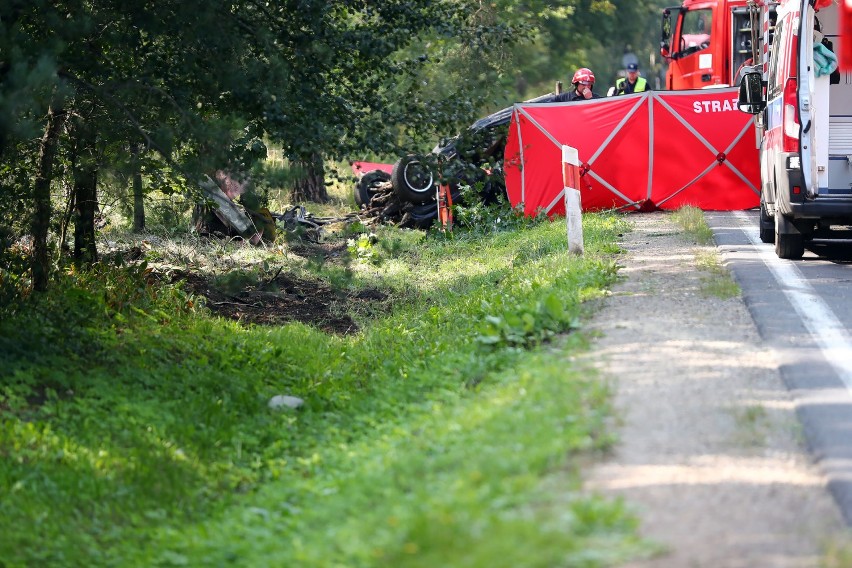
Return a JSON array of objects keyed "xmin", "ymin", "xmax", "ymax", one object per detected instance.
[
  {"xmin": 131, "ymin": 144, "xmax": 145, "ymax": 232},
  {"xmin": 69, "ymin": 111, "xmax": 99, "ymax": 266},
  {"xmin": 31, "ymin": 102, "xmax": 65, "ymax": 292},
  {"xmin": 2, "ymin": 0, "xmax": 672, "ymax": 291}
]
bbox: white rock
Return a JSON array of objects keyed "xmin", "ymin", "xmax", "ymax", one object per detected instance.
[{"xmin": 268, "ymin": 395, "xmax": 304, "ymax": 410}]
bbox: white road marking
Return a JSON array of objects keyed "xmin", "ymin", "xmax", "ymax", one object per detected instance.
[{"xmin": 732, "ymin": 210, "xmax": 852, "ymax": 394}]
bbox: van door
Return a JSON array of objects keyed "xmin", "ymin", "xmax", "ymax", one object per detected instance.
[
  {"xmin": 798, "ymin": 0, "xmax": 817, "ymax": 197},
  {"xmin": 762, "ymin": 12, "xmax": 788, "ymax": 206}
]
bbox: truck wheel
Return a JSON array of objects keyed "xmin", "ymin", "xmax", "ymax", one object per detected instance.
[
  {"xmin": 354, "ymin": 170, "xmax": 391, "ymax": 207},
  {"xmin": 775, "ymin": 213, "xmax": 804, "ymax": 259},
  {"xmin": 391, "ymin": 155, "xmax": 435, "ymax": 204},
  {"xmin": 759, "ymin": 201, "xmax": 774, "ymax": 244}
]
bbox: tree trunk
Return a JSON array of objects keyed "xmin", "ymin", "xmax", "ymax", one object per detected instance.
[
  {"xmin": 32, "ymin": 104, "xmax": 65, "ymax": 292},
  {"xmin": 132, "ymin": 143, "xmax": 145, "ymax": 232},
  {"xmin": 71, "ymin": 119, "xmax": 99, "ymax": 267},
  {"xmin": 292, "ymin": 153, "xmax": 328, "ymax": 203},
  {"xmin": 72, "ymin": 165, "xmax": 98, "ymax": 267}
]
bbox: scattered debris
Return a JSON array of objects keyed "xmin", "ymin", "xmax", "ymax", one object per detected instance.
[
  {"xmin": 355, "ymin": 179, "xmax": 442, "ymax": 229},
  {"xmin": 194, "ymin": 170, "xmax": 280, "ymax": 245}
]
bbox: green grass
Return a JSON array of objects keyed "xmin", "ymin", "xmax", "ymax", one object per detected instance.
[
  {"xmin": 670, "ymin": 207, "xmax": 740, "ymax": 299},
  {"xmin": 730, "ymin": 403, "xmax": 769, "ymax": 447},
  {"xmin": 694, "ymin": 249, "xmax": 740, "ymax": 299},
  {"xmin": 0, "ymin": 211, "xmax": 654, "ymax": 567},
  {"xmin": 822, "ymin": 539, "xmax": 852, "ymax": 568},
  {"xmin": 670, "ymin": 205, "xmax": 714, "ymax": 245}
]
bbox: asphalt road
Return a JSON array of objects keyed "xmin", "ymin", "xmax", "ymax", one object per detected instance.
[{"xmin": 707, "ymin": 210, "xmax": 852, "ymax": 526}]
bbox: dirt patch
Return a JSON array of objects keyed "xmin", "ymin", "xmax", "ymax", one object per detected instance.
[
  {"xmin": 175, "ymin": 269, "xmax": 387, "ymax": 334},
  {"xmin": 286, "ymin": 241, "xmax": 349, "ymax": 261},
  {"xmin": 581, "ymin": 212, "xmax": 847, "ymax": 566}
]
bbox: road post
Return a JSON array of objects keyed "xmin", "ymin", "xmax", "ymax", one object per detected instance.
[{"xmin": 562, "ymin": 145, "xmax": 584, "ymax": 255}]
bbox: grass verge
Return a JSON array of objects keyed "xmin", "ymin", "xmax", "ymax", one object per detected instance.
[
  {"xmin": 670, "ymin": 206, "xmax": 714, "ymax": 245},
  {"xmin": 671, "ymin": 206, "xmax": 740, "ymax": 299},
  {"xmin": 0, "ymin": 211, "xmax": 653, "ymax": 567}
]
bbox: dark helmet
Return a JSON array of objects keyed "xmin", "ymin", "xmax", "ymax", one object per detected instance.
[{"xmin": 572, "ymin": 67, "xmax": 595, "ymax": 86}]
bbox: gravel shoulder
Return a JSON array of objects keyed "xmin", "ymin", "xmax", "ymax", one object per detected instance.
[{"xmin": 581, "ymin": 212, "xmax": 847, "ymax": 567}]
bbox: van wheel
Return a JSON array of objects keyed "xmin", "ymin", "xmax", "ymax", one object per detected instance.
[
  {"xmin": 775, "ymin": 214, "xmax": 804, "ymax": 259},
  {"xmin": 391, "ymin": 155, "xmax": 435, "ymax": 204},
  {"xmin": 759, "ymin": 201, "xmax": 774, "ymax": 244}
]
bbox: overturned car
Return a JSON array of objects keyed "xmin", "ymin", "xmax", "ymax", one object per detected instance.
[{"xmin": 354, "ymin": 93, "xmax": 558, "ymax": 228}]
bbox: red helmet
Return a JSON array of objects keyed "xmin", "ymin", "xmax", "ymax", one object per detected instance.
[{"xmin": 572, "ymin": 67, "xmax": 595, "ymax": 86}]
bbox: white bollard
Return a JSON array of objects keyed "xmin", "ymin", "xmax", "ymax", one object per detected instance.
[{"xmin": 562, "ymin": 145, "xmax": 584, "ymax": 255}]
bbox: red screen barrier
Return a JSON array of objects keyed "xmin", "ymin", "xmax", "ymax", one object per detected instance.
[{"xmin": 504, "ymin": 88, "xmax": 760, "ymax": 216}]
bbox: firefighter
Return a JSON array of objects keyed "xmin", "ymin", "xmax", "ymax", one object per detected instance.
[
  {"xmin": 610, "ymin": 63, "xmax": 650, "ymax": 96},
  {"xmin": 554, "ymin": 68, "xmax": 601, "ymax": 102}
]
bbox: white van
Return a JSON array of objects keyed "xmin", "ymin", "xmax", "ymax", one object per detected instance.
[{"xmin": 738, "ymin": 0, "xmax": 852, "ymax": 259}]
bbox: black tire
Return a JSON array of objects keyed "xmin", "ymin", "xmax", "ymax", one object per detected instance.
[
  {"xmin": 409, "ymin": 201, "xmax": 439, "ymax": 229},
  {"xmin": 407, "ymin": 187, "xmax": 463, "ymax": 229},
  {"xmin": 775, "ymin": 214, "xmax": 804, "ymax": 259},
  {"xmin": 759, "ymin": 201, "xmax": 774, "ymax": 244},
  {"xmin": 391, "ymin": 155, "xmax": 435, "ymax": 204},
  {"xmin": 354, "ymin": 170, "xmax": 391, "ymax": 207}
]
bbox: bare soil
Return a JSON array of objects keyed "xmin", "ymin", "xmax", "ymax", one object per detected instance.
[
  {"xmin": 173, "ymin": 241, "xmax": 388, "ymax": 334},
  {"xmin": 581, "ymin": 212, "xmax": 847, "ymax": 567}
]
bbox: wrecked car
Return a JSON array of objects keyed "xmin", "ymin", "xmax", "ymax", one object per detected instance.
[{"xmin": 354, "ymin": 92, "xmax": 559, "ymax": 228}]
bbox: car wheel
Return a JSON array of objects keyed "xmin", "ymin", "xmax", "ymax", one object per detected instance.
[
  {"xmin": 391, "ymin": 155, "xmax": 435, "ymax": 204},
  {"xmin": 354, "ymin": 170, "xmax": 391, "ymax": 207},
  {"xmin": 407, "ymin": 187, "xmax": 463, "ymax": 229},
  {"xmin": 759, "ymin": 201, "xmax": 774, "ymax": 244},
  {"xmin": 409, "ymin": 201, "xmax": 438, "ymax": 229},
  {"xmin": 775, "ymin": 213, "xmax": 804, "ymax": 259}
]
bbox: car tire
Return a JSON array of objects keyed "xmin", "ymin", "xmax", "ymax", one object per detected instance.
[
  {"xmin": 409, "ymin": 201, "xmax": 438, "ymax": 229},
  {"xmin": 407, "ymin": 187, "xmax": 463, "ymax": 229},
  {"xmin": 775, "ymin": 213, "xmax": 804, "ymax": 259},
  {"xmin": 759, "ymin": 201, "xmax": 774, "ymax": 244},
  {"xmin": 391, "ymin": 155, "xmax": 435, "ymax": 204},
  {"xmin": 354, "ymin": 170, "xmax": 391, "ymax": 207}
]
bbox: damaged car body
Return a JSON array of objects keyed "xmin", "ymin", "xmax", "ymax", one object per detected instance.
[{"xmin": 355, "ymin": 93, "xmax": 558, "ymax": 228}]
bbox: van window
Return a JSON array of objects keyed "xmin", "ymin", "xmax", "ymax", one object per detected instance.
[
  {"xmin": 767, "ymin": 18, "xmax": 785, "ymax": 98},
  {"xmin": 679, "ymin": 8, "xmax": 712, "ymax": 57}
]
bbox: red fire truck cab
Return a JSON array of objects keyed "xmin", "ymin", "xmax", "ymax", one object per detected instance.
[{"xmin": 661, "ymin": 0, "xmax": 768, "ymax": 89}]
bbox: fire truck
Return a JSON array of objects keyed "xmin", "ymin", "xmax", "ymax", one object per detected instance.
[
  {"xmin": 737, "ymin": 0, "xmax": 852, "ymax": 259},
  {"xmin": 660, "ymin": 0, "xmax": 775, "ymax": 89}
]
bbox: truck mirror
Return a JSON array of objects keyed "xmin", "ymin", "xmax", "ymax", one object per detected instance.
[
  {"xmin": 660, "ymin": 8, "xmax": 673, "ymax": 59},
  {"xmin": 661, "ymin": 9, "xmax": 672, "ymax": 41},
  {"xmin": 737, "ymin": 72, "xmax": 765, "ymax": 114}
]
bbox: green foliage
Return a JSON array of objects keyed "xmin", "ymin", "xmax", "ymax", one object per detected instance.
[
  {"xmin": 347, "ymin": 232, "xmax": 380, "ymax": 265},
  {"xmin": 452, "ymin": 186, "xmax": 548, "ymax": 235},
  {"xmin": 408, "ymin": 0, "xmax": 673, "ymax": 121},
  {"xmin": 1, "ymin": 0, "xmax": 674, "ymax": 298},
  {"xmin": 0, "ymin": 238, "xmax": 32, "ymax": 306},
  {"xmin": 0, "ymin": 212, "xmax": 653, "ymax": 567},
  {"xmin": 477, "ymin": 292, "xmax": 579, "ymax": 348},
  {"xmin": 2, "ymin": 0, "xmax": 551, "ymax": 291}
]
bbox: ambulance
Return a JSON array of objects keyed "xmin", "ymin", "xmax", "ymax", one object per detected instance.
[{"xmin": 737, "ymin": 0, "xmax": 852, "ymax": 259}]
